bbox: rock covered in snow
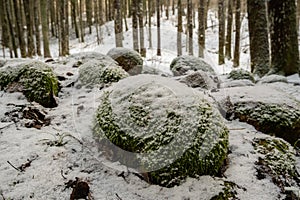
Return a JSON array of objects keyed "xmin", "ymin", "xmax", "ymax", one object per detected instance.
[
  {"xmin": 93, "ymin": 74, "xmax": 228, "ymax": 187},
  {"xmin": 258, "ymin": 74, "xmax": 288, "ymax": 84},
  {"xmin": 177, "ymin": 70, "xmax": 220, "ymax": 90},
  {"xmin": 170, "ymin": 55, "xmax": 216, "ymax": 76},
  {"xmin": 78, "ymin": 59, "xmax": 128, "ymax": 87},
  {"xmin": 228, "ymin": 69, "xmax": 255, "ymax": 83},
  {"xmin": 221, "ymin": 79, "xmax": 255, "ymax": 88},
  {"xmin": 107, "ymin": 47, "xmax": 143, "ymax": 75},
  {"xmin": 0, "ymin": 60, "xmax": 59, "ymax": 108}
]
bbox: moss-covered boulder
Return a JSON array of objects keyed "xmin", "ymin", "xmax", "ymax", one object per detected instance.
[
  {"xmin": 78, "ymin": 59, "xmax": 129, "ymax": 87},
  {"xmin": 232, "ymin": 102, "xmax": 300, "ymax": 147},
  {"xmin": 19, "ymin": 61, "xmax": 59, "ymax": 108},
  {"xmin": 253, "ymin": 137, "xmax": 300, "ymax": 194},
  {"xmin": 228, "ymin": 69, "xmax": 255, "ymax": 83},
  {"xmin": 69, "ymin": 52, "xmax": 117, "ymax": 67},
  {"xmin": 93, "ymin": 74, "xmax": 229, "ymax": 187},
  {"xmin": 0, "ymin": 61, "xmax": 59, "ymax": 108},
  {"xmin": 170, "ymin": 55, "xmax": 216, "ymax": 76},
  {"xmin": 107, "ymin": 47, "xmax": 143, "ymax": 75}
]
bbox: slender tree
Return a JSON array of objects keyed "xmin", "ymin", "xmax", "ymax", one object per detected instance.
[
  {"xmin": 233, "ymin": 0, "xmax": 241, "ymax": 67},
  {"xmin": 225, "ymin": 0, "xmax": 233, "ymax": 60},
  {"xmin": 132, "ymin": 0, "xmax": 139, "ymax": 52},
  {"xmin": 138, "ymin": 0, "xmax": 146, "ymax": 56},
  {"xmin": 34, "ymin": 0, "xmax": 41, "ymax": 56},
  {"xmin": 0, "ymin": 0, "xmax": 13, "ymax": 57},
  {"xmin": 86, "ymin": 0, "xmax": 93, "ymax": 34},
  {"xmin": 177, "ymin": 0, "xmax": 182, "ymax": 56},
  {"xmin": 79, "ymin": 0, "xmax": 85, "ymax": 42},
  {"xmin": 13, "ymin": 0, "xmax": 27, "ymax": 58},
  {"xmin": 198, "ymin": 0, "xmax": 205, "ymax": 58},
  {"xmin": 40, "ymin": 0, "xmax": 51, "ymax": 57},
  {"xmin": 148, "ymin": 0, "xmax": 153, "ymax": 48},
  {"xmin": 157, "ymin": 0, "xmax": 161, "ymax": 56},
  {"xmin": 247, "ymin": 0, "xmax": 270, "ymax": 77},
  {"xmin": 5, "ymin": 0, "xmax": 18, "ymax": 57},
  {"xmin": 71, "ymin": 0, "xmax": 80, "ymax": 38},
  {"xmin": 218, "ymin": 0, "xmax": 225, "ymax": 64},
  {"xmin": 23, "ymin": 0, "xmax": 35, "ymax": 57},
  {"xmin": 187, "ymin": 0, "xmax": 193, "ymax": 55},
  {"xmin": 268, "ymin": 0, "xmax": 300, "ymax": 75},
  {"xmin": 114, "ymin": 0, "xmax": 123, "ymax": 47}
]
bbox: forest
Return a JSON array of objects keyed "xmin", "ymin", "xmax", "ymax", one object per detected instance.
[{"xmin": 0, "ymin": 0, "xmax": 300, "ymax": 199}]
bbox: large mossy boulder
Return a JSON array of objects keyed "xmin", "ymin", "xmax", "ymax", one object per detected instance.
[
  {"xmin": 170, "ymin": 55, "xmax": 216, "ymax": 76},
  {"xmin": 107, "ymin": 47, "xmax": 143, "ymax": 75},
  {"xmin": 0, "ymin": 61, "xmax": 59, "ymax": 108},
  {"xmin": 93, "ymin": 74, "xmax": 229, "ymax": 187},
  {"xmin": 78, "ymin": 59, "xmax": 129, "ymax": 87}
]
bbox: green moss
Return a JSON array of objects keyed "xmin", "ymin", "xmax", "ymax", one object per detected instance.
[
  {"xmin": 93, "ymin": 76, "xmax": 229, "ymax": 187},
  {"xmin": 233, "ymin": 102, "xmax": 300, "ymax": 147},
  {"xmin": 0, "ymin": 65, "xmax": 24, "ymax": 89},
  {"xmin": 228, "ymin": 69, "xmax": 255, "ymax": 82},
  {"xmin": 210, "ymin": 181, "xmax": 238, "ymax": 200},
  {"xmin": 19, "ymin": 61, "xmax": 59, "ymax": 108},
  {"xmin": 100, "ymin": 66, "xmax": 129, "ymax": 84}
]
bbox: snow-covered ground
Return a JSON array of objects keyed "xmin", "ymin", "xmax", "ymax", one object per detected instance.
[{"xmin": 0, "ymin": 10, "xmax": 300, "ymax": 199}]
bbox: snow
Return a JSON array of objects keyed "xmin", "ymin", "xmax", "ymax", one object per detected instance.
[{"xmin": 0, "ymin": 9, "xmax": 300, "ymax": 200}]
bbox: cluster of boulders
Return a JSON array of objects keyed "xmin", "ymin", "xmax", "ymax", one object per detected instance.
[{"xmin": 1, "ymin": 49, "xmax": 299, "ymax": 192}]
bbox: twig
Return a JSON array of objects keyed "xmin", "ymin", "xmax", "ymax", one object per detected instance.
[
  {"xmin": 61, "ymin": 169, "xmax": 67, "ymax": 179},
  {"xmin": 7, "ymin": 161, "xmax": 22, "ymax": 172},
  {"xmin": 115, "ymin": 193, "xmax": 122, "ymax": 200},
  {"xmin": 0, "ymin": 122, "xmax": 14, "ymax": 130}
]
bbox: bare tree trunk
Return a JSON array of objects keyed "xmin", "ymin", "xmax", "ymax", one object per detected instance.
[
  {"xmin": 71, "ymin": 0, "xmax": 80, "ymax": 38},
  {"xmin": 157, "ymin": 0, "xmax": 161, "ymax": 56},
  {"xmin": 14, "ymin": 0, "xmax": 27, "ymax": 58},
  {"xmin": 233, "ymin": 0, "xmax": 241, "ymax": 67},
  {"xmin": 132, "ymin": 0, "xmax": 139, "ymax": 52},
  {"xmin": 148, "ymin": 0, "xmax": 152, "ymax": 48},
  {"xmin": 177, "ymin": 0, "xmax": 182, "ymax": 56},
  {"xmin": 247, "ymin": 0, "xmax": 270, "ymax": 77},
  {"xmin": 138, "ymin": 0, "xmax": 146, "ymax": 56},
  {"xmin": 6, "ymin": 0, "xmax": 18, "ymax": 57},
  {"xmin": 172, "ymin": 0, "xmax": 175, "ymax": 15},
  {"xmin": 40, "ymin": 0, "xmax": 51, "ymax": 58},
  {"xmin": 218, "ymin": 0, "xmax": 225, "ymax": 64},
  {"xmin": 86, "ymin": 0, "xmax": 93, "ymax": 34},
  {"xmin": 0, "ymin": 0, "xmax": 13, "ymax": 57},
  {"xmin": 225, "ymin": 0, "xmax": 233, "ymax": 60},
  {"xmin": 24, "ymin": 0, "xmax": 35, "ymax": 57},
  {"xmin": 166, "ymin": 0, "xmax": 170, "ymax": 20},
  {"xmin": 34, "ymin": 0, "xmax": 42, "ymax": 56},
  {"xmin": 198, "ymin": 0, "xmax": 205, "ymax": 58},
  {"xmin": 79, "ymin": 0, "xmax": 85, "ymax": 42},
  {"xmin": 187, "ymin": 0, "xmax": 193, "ymax": 55},
  {"xmin": 114, "ymin": 0, "xmax": 123, "ymax": 47}
]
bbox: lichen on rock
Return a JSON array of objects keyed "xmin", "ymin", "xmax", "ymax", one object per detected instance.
[{"xmin": 93, "ymin": 74, "xmax": 229, "ymax": 187}]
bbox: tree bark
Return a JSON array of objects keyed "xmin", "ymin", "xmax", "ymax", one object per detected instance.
[
  {"xmin": 40, "ymin": 0, "xmax": 51, "ymax": 58},
  {"xmin": 225, "ymin": 0, "xmax": 233, "ymax": 60},
  {"xmin": 34, "ymin": 0, "xmax": 42, "ymax": 56},
  {"xmin": 138, "ymin": 0, "xmax": 146, "ymax": 56},
  {"xmin": 5, "ymin": 0, "xmax": 18, "ymax": 57},
  {"xmin": 247, "ymin": 0, "xmax": 270, "ymax": 77},
  {"xmin": 198, "ymin": 0, "xmax": 205, "ymax": 58},
  {"xmin": 177, "ymin": 0, "xmax": 182, "ymax": 56},
  {"xmin": 79, "ymin": 0, "xmax": 85, "ymax": 42},
  {"xmin": 86, "ymin": 0, "xmax": 93, "ymax": 34},
  {"xmin": 218, "ymin": 0, "xmax": 225, "ymax": 64},
  {"xmin": 23, "ymin": 0, "xmax": 35, "ymax": 57},
  {"xmin": 132, "ymin": 0, "xmax": 139, "ymax": 52},
  {"xmin": 114, "ymin": 0, "xmax": 123, "ymax": 47},
  {"xmin": 268, "ymin": 0, "xmax": 300, "ymax": 75},
  {"xmin": 187, "ymin": 0, "xmax": 193, "ymax": 55},
  {"xmin": 157, "ymin": 0, "xmax": 161, "ymax": 56},
  {"xmin": 233, "ymin": 0, "xmax": 241, "ymax": 67},
  {"xmin": 148, "ymin": 0, "xmax": 153, "ymax": 48},
  {"xmin": 13, "ymin": 0, "xmax": 27, "ymax": 58}
]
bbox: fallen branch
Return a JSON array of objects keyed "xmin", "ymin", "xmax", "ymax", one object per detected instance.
[
  {"xmin": 115, "ymin": 193, "xmax": 123, "ymax": 200},
  {"xmin": 7, "ymin": 161, "xmax": 22, "ymax": 172}
]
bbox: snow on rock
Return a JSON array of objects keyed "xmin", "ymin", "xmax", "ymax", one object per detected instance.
[
  {"xmin": 93, "ymin": 74, "xmax": 229, "ymax": 187},
  {"xmin": 107, "ymin": 47, "xmax": 143, "ymax": 75},
  {"xmin": 170, "ymin": 55, "xmax": 216, "ymax": 76},
  {"xmin": 258, "ymin": 74, "xmax": 288, "ymax": 84}
]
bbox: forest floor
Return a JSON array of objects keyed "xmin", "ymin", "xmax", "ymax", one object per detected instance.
[{"xmin": 0, "ymin": 11, "xmax": 300, "ymax": 200}]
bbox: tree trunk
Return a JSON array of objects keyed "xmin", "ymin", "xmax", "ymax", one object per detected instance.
[
  {"xmin": 177, "ymin": 0, "xmax": 182, "ymax": 56},
  {"xmin": 148, "ymin": 0, "xmax": 153, "ymax": 48},
  {"xmin": 138, "ymin": 0, "xmax": 146, "ymax": 56},
  {"xmin": 187, "ymin": 0, "xmax": 193, "ymax": 55},
  {"xmin": 218, "ymin": 0, "xmax": 225, "ymax": 64},
  {"xmin": 198, "ymin": 0, "xmax": 205, "ymax": 58},
  {"xmin": 132, "ymin": 0, "xmax": 139, "ymax": 52},
  {"xmin": 34, "ymin": 0, "xmax": 42, "ymax": 56},
  {"xmin": 233, "ymin": 0, "xmax": 241, "ymax": 67},
  {"xmin": 225, "ymin": 0, "xmax": 233, "ymax": 60},
  {"xmin": 157, "ymin": 0, "xmax": 161, "ymax": 56},
  {"xmin": 166, "ymin": 0, "xmax": 169, "ymax": 20},
  {"xmin": 13, "ymin": 0, "xmax": 27, "ymax": 58},
  {"xmin": 268, "ymin": 0, "xmax": 300, "ymax": 75},
  {"xmin": 40, "ymin": 0, "xmax": 51, "ymax": 58},
  {"xmin": 0, "ymin": 0, "xmax": 13, "ymax": 57},
  {"xmin": 5, "ymin": 0, "xmax": 18, "ymax": 57},
  {"xmin": 23, "ymin": 0, "xmax": 35, "ymax": 57},
  {"xmin": 79, "ymin": 0, "xmax": 85, "ymax": 42},
  {"xmin": 247, "ymin": 0, "xmax": 270, "ymax": 77},
  {"xmin": 86, "ymin": 0, "xmax": 93, "ymax": 34},
  {"xmin": 71, "ymin": 0, "xmax": 80, "ymax": 38},
  {"xmin": 114, "ymin": 0, "xmax": 123, "ymax": 47}
]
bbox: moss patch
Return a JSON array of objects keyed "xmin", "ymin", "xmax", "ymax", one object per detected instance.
[{"xmin": 228, "ymin": 69, "xmax": 255, "ymax": 83}]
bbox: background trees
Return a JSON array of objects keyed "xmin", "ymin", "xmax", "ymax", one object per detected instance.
[{"xmin": 0, "ymin": 0, "xmax": 299, "ymax": 76}]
